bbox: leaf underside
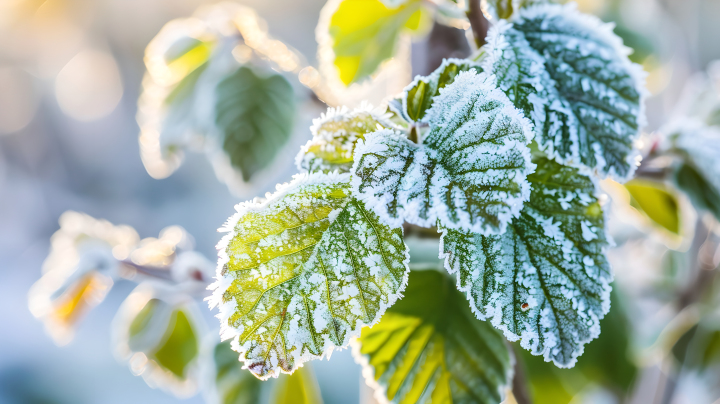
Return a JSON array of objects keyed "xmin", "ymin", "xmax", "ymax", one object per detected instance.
[
  {"xmin": 353, "ymin": 71, "xmax": 533, "ymax": 235},
  {"xmin": 441, "ymin": 157, "xmax": 612, "ymax": 367},
  {"xmin": 355, "ymin": 270, "xmax": 512, "ymax": 404},
  {"xmin": 215, "ymin": 66, "xmax": 296, "ymax": 181},
  {"xmin": 211, "ymin": 172, "xmax": 409, "ymax": 379},
  {"xmin": 484, "ymin": 4, "xmax": 644, "ymax": 180}
]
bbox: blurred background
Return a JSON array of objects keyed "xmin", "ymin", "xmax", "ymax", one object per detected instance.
[{"xmin": 1, "ymin": 0, "xmax": 720, "ymax": 403}]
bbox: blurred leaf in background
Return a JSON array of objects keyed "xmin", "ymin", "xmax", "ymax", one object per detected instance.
[
  {"xmin": 328, "ymin": 0, "xmax": 430, "ymax": 85},
  {"xmin": 27, "ymin": 211, "xmax": 139, "ymax": 345},
  {"xmin": 354, "ymin": 270, "xmax": 512, "ymax": 404},
  {"xmin": 137, "ymin": 3, "xmax": 307, "ymax": 188},
  {"xmin": 272, "ymin": 366, "xmax": 323, "ymax": 404},
  {"xmin": 112, "ymin": 282, "xmax": 205, "ymax": 397},
  {"xmin": 625, "ymin": 179, "xmax": 681, "ymax": 235},
  {"xmin": 203, "ymin": 340, "xmax": 262, "ymax": 404},
  {"xmin": 215, "ymin": 66, "xmax": 296, "ymax": 181}
]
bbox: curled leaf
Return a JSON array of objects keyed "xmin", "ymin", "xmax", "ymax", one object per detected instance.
[
  {"xmin": 441, "ymin": 157, "xmax": 612, "ymax": 367},
  {"xmin": 209, "ymin": 172, "xmax": 409, "ymax": 379},
  {"xmin": 352, "ymin": 70, "xmax": 534, "ymax": 234}
]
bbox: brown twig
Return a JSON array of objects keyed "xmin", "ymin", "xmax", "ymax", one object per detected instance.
[{"xmin": 466, "ymin": 0, "xmax": 490, "ymax": 48}]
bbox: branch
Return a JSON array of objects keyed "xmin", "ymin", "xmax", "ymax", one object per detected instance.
[{"xmin": 467, "ymin": 0, "xmax": 490, "ymax": 48}]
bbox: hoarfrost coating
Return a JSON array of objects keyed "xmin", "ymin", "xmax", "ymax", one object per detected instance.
[
  {"xmin": 352, "ymin": 71, "xmax": 535, "ymax": 235},
  {"xmin": 440, "ymin": 158, "xmax": 613, "ymax": 367},
  {"xmin": 209, "ymin": 172, "xmax": 410, "ymax": 379}
]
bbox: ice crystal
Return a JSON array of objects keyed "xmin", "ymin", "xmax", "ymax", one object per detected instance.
[
  {"xmin": 209, "ymin": 172, "xmax": 409, "ymax": 379},
  {"xmin": 296, "ymin": 104, "xmax": 395, "ymax": 174},
  {"xmin": 483, "ymin": 4, "xmax": 646, "ymax": 181},
  {"xmin": 352, "ymin": 71, "xmax": 534, "ymax": 235},
  {"xmin": 440, "ymin": 157, "xmax": 612, "ymax": 367}
]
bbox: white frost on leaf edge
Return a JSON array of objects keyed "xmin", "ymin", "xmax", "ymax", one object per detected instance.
[
  {"xmin": 294, "ymin": 102, "xmax": 396, "ymax": 172},
  {"xmin": 514, "ymin": 3, "xmax": 649, "ymax": 183},
  {"xmin": 482, "ymin": 20, "xmax": 582, "ymax": 171},
  {"xmin": 438, "ymin": 160, "xmax": 616, "ymax": 368},
  {"xmin": 207, "ymin": 171, "xmax": 411, "ymax": 380}
]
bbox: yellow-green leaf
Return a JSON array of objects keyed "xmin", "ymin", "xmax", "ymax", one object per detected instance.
[
  {"xmin": 354, "ymin": 270, "xmax": 512, "ymax": 404},
  {"xmin": 210, "ymin": 172, "xmax": 409, "ymax": 379},
  {"xmin": 625, "ymin": 179, "xmax": 680, "ymax": 235},
  {"xmin": 329, "ymin": 0, "xmax": 430, "ymax": 85},
  {"xmin": 113, "ymin": 283, "xmax": 203, "ymax": 396},
  {"xmin": 296, "ymin": 105, "xmax": 395, "ymax": 174}
]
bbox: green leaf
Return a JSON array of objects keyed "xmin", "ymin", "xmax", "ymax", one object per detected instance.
[
  {"xmin": 400, "ymin": 58, "xmax": 482, "ymax": 123},
  {"xmin": 354, "ymin": 270, "xmax": 513, "ymax": 404},
  {"xmin": 113, "ymin": 283, "xmax": 203, "ymax": 395},
  {"xmin": 352, "ymin": 70, "xmax": 534, "ymax": 234},
  {"xmin": 624, "ymin": 179, "xmax": 680, "ymax": 234},
  {"xmin": 296, "ymin": 105, "xmax": 395, "ymax": 174},
  {"xmin": 205, "ymin": 340, "xmax": 262, "ymax": 404},
  {"xmin": 209, "ymin": 172, "xmax": 410, "ymax": 379},
  {"xmin": 669, "ymin": 121, "xmax": 720, "ymax": 221},
  {"xmin": 441, "ymin": 157, "xmax": 612, "ymax": 368},
  {"xmin": 152, "ymin": 310, "xmax": 200, "ymax": 378},
  {"xmin": 215, "ymin": 66, "xmax": 296, "ymax": 181},
  {"xmin": 272, "ymin": 366, "xmax": 324, "ymax": 404},
  {"xmin": 328, "ymin": 0, "xmax": 429, "ymax": 85},
  {"xmin": 484, "ymin": 5, "xmax": 646, "ymax": 181},
  {"xmin": 517, "ymin": 288, "xmax": 637, "ymax": 403}
]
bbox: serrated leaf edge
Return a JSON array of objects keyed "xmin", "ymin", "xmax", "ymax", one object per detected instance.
[
  {"xmin": 513, "ymin": 3, "xmax": 649, "ymax": 182},
  {"xmin": 438, "ymin": 171, "xmax": 616, "ymax": 368},
  {"xmin": 208, "ymin": 171, "xmax": 411, "ymax": 380}
]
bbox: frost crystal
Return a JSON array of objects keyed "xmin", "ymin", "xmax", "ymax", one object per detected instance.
[
  {"xmin": 209, "ymin": 172, "xmax": 410, "ymax": 379},
  {"xmin": 353, "ymin": 71, "xmax": 534, "ymax": 235},
  {"xmin": 296, "ymin": 104, "xmax": 395, "ymax": 174},
  {"xmin": 441, "ymin": 157, "xmax": 612, "ymax": 367},
  {"xmin": 484, "ymin": 4, "xmax": 646, "ymax": 181}
]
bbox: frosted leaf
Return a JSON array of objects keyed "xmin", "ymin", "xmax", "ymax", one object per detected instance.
[
  {"xmin": 398, "ymin": 58, "xmax": 482, "ymax": 123},
  {"xmin": 492, "ymin": 3, "xmax": 647, "ymax": 181},
  {"xmin": 353, "ymin": 270, "xmax": 512, "ymax": 404},
  {"xmin": 296, "ymin": 104, "xmax": 396, "ymax": 174},
  {"xmin": 482, "ymin": 22, "xmax": 577, "ymax": 171},
  {"xmin": 352, "ymin": 71, "xmax": 534, "ymax": 235},
  {"xmin": 209, "ymin": 172, "xmax": 410, "ymax": 379},
  {"xmin": 440, "ymin": 157, "xmax": 612, "ymax": 367}
]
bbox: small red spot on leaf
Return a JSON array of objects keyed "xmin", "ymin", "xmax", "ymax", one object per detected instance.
[{"xmin": 521, "ymin": 303, "xmax": 530, "ymax": 311}]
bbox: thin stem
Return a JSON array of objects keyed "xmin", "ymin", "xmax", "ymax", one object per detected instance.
[
  {"xmin": 119, "ymin": 260, "xmax": 175, "ymax": 282},
  {"xmin": 466, "ymin": 0, "xmax": 490, "ymax": 48}
]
